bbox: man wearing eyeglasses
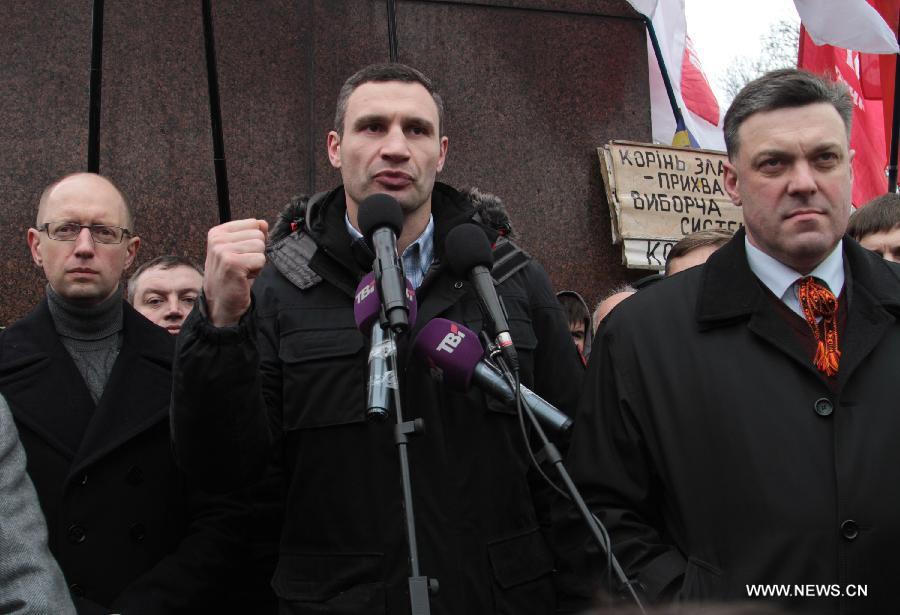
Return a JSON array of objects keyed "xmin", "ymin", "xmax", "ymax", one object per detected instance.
[{"xmin": 0, "ymin": 172, "xmax": 248, "ymax": 614}]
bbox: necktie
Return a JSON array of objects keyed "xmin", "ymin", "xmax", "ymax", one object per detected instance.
[{"xmin": 796, "ymin": 277, "xmax": 840, "ymax": 376}]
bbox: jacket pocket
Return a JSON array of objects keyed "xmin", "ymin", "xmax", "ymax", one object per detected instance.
[
  {"xmin": 679, "ymin": 556, "xmax": 724, "ymax": 602},
  {"xmin": 278, "ymin": 327, "xmax": 365, "ymax": 430},
  {"xmin": 272, "ymin": 552, "xmax": 385, "ymax": 614},
  {"xmin": 487, "ymin": 527, "xmax": 555, "ymax": 613}
]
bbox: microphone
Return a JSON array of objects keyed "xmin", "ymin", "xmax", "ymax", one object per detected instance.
[
  {"xmin": 358, "ymin": 193, "xmax": 409, "ymax": 333},
  {"xmin": 412, "ymin": 318, "xmax": 572, "ymax": 435},
  {"xmin": 444, "ymin": 223, "xmax": 519, "ymax": 372},
  {"xmin": 354, "ymin": 272, "xmax": 417, "ymax": 421}
]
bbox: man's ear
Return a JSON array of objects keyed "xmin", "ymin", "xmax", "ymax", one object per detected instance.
[
  {"xmin": 327, "ymin": 131, "xmax": 342, "ymax": 170},
  {"xmin": 124, "ymin": 235, "xmax": 141, "ymax": 270},
  {"xmin": 27, "ymin": 228, "xmax": 43, "ymax": 267},
  {"xmin": 436, "ymin": 136, "xmax": 449, "ymax": 173},
  {"xmin": 723, "ymin": 160, "xmax": 741, "ymax": 207}
]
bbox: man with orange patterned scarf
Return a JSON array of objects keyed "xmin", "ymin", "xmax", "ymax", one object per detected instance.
[{"xmin": 555, "ymin": 69, "xmax": 900, "ymax": 615}]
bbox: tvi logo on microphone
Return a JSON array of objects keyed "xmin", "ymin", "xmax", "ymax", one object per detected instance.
[
  {"xmin": 437, "ymin": 324, "xmax": 466, "ymax": 353},
  {"xmin": 356, "ymin": 281, "xmax": 376, "ymax": 305}
]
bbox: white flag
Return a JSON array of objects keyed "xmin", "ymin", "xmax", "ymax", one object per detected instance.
[
  {"xmin": 626, "ymin": 0, "xmax": 726, "ymax": 150},
  {"xmin": 794, "ymin": 0, "xmax": 899, "ymax": 54}
]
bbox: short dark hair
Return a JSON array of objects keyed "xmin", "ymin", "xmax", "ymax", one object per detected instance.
[
  {"xmin": 127, "ymin": 255, "xmax": 203, "ymax": 302},
  {"xmin": 723, "ymin": 69, "xmax": 852, "ymax": 159},
  {"xmin": 848, "ymin": 193, "xmax": 900, "ymax": 241},
  {"xmin": 557, "ymin": 290, "xmax": 590, "ymax": 326},
  {"xmin": 665, "ymin": 229, "xmax": 733, "ymax": 275},
  {"xmin": 333, "ymin": 63, "xmax": 445, "ymax": 136}
]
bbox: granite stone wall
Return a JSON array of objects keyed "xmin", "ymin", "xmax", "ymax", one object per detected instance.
[{"xmin": 0, "ymin": 0, "xmax": 650, "ymax": 325}]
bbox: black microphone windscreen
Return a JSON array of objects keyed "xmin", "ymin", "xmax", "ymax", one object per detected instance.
[
  {"xmin": 444, "ymin": 223, "xmax": 494, "ymax": 274},
  {"xmin": 358, "ymin": 194, "xmax": 404, "ymax": 240}
]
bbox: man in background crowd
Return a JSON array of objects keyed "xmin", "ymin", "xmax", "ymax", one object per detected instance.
[
  {"xmin": 847, "ymin": 192, "xmax": 900, "ymax": 262},
  {"xmin": 592, "ymin": 284, "xmax": 636, "ymax": 333},
  {"xmin": 0, "ymin": 172, "xmax": 246, "ymax": 614},
  {"xmin": 665, "ymin": 229, "xmax": 733, "ymax": 276},
  {"xmin": 128, "ymin": 255, "xmax": 203, "ymax": 335},
  {"xmin": 557, "ymin": 290, "xmax": 593, "ymax": 363},
  {"xmin": 557, "ymin": 69, "xmax": 900, "ymax": 614}
]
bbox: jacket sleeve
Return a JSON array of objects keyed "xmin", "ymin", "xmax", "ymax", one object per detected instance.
[
  {"xmin": 0, "ymin": 396, "xmax": 77, "ymax": 615},
  {"xmin": 108, "ymin": 485, "xmax": 250, "ymax": 614},
  {"xmin": 171, "ymin": 295, "xmax": 275, "ymax": 492},
  {"xmin": 552, "ymin": 320, "xmax": 686, "ymax": 608}
]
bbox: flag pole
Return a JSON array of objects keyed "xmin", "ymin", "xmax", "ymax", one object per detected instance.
[
  {"xmin": 642, "ymin": 15, "xmax": 688, "ymax": 132},
  {"xmin": 87, "ymin": 0, "xmax": 104, "ymax": 173},
  {"xmin": 889, "ymin": 32, "xmax": 899, "ymax": 192},
  {"xmin": 201, "ymin": 0, "xmax": 231, "ymax": 224},
  {"xmin": 387, "ymin": 0, "xmax": 399, "ymax": 62}
]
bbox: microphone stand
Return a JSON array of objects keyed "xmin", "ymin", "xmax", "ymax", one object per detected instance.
[
  {"xmin": 376, "ymin": 309, "xmax": 437, "ymax": 614},
  {"xmin": 484, "ymin": 337, "xmax": 645, "ymax": 614}
]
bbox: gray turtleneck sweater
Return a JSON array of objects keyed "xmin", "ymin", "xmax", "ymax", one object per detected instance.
[{"xmin": 46, "ymin": 284, "xmax": 124, "ymax": 405}]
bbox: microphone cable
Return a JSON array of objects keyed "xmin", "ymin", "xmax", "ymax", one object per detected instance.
[{"xmin": 491, "ymin": 346, "xmax": 646, "ymax": 614}]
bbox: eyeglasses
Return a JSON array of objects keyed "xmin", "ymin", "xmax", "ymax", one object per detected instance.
[{"xmin": 38, "ymin": 221, "xmax": 133, "ymax": 244}]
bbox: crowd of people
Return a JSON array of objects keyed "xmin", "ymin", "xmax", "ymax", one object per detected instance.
[{"xmin": 0, "ymin": 63, "xmax": 898, "ymax": 615}]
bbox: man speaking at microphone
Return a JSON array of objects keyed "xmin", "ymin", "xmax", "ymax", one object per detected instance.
[{"xmin": 172, "ymin": 63, "xmax": 582, "ymax": 613}]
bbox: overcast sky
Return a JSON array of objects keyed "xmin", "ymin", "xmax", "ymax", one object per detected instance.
[{"xmin": 684, "ymin": 0, "xmax": 800, "ymax": 105}]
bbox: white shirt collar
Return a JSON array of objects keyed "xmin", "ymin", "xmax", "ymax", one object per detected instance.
[
  {"xmin": 745, "ymin": 237, "xmax": 845, "ymax": 318},
  {"xmin": 344, "ymin": 212, "xmax": 435, "ymax": 289}
]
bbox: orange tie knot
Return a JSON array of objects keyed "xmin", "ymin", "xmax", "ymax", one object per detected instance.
[{"xmin": 796, "ymin": 277, "xmax": 840, "ymax": 377}]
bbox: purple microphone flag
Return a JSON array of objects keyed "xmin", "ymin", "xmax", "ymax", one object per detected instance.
[
  {"xmin": 354, "ymin": 272, "xmax": 418, "ymax": 335},
  {"xmin": 412, "ymin": 318, "xmax": 485, "ymax": 390}
]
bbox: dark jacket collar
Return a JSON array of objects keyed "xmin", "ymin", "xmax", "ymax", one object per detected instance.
[
  {"xmin": 305, "ymin": 183, "xmax": 487, "ymax": 297},
  {"xmin": 696, "ymin": 229, "xmax": 900, "ymax": 388},
  {"xmin": 697, "ymin": 228, "xmax": 900, "ymax": 326},
  {"xmin": 1, "ymin": 298, "xmax": 175, "ymax": 473}
]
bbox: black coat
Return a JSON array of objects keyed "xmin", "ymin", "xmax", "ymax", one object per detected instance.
[
  {"xmin": 556, "ymin": 232, "xmax": 900, "ymax": 614},
  {"xmin": 0, "ymin": 300, "xmax": 249, "ymax": 614},
  {"xmin": 172, "ymin": 184, "xmax": 584, "ymax": 614}
]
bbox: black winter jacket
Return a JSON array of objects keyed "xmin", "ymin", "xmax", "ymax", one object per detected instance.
[{"xmin": 172, "ymin": 183, "xmax": 583, "ymax": 614}]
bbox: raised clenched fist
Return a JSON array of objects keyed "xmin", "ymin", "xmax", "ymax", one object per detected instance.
[{"xmin": 203, "ymin": 219, "xmax": 268, "ymax": 327}]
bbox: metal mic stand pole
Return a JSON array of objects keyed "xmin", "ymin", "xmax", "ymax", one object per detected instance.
[
  {"xmin": 488, "ymin": 345, "xmax": 645, "ymax": 613},
  {"xmin": 380, "ymin": 314, "xmax": 437, "ymax": 614}
]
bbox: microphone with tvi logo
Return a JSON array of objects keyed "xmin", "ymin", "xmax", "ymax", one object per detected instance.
[
  {"xmin": 354, "ymin": 272, "xmax": 417, "ymax": 421},
  {"xmin": 358, "ymin": 193, "xmax": 410, "ymax": 333},
  {"xmin": 443, "ymin": 223, "xmax": 519, "ymax": 373},
  {"xmin": 412, "ymin": 318, "xmax": 572, "ymax": 435}
]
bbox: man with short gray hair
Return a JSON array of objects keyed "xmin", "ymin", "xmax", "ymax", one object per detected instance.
[{"xmin": 557, "ymin": 69, "xmax": 900, "ymax": 614}]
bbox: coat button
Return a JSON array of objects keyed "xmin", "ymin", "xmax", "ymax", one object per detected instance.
[
  {"xmin": 814, "ymin": 398, "xmax": 833, "ymax": 417},
  {"xmin": 841, "ymin": 519, "xmax": 859, "ymax": 540},
  {"xmin": 453, "ymin": 281, "xmax": 463, "ymax": 289},
  {"xmin": 125, "ymin": 465, "xmax": 144, "ymax": 486},
  {"xmin": 129, "ymin": 523, "xmax": 147, "ymax": 542},
  {"xmin": 79, "ymin": 473, "xmax": 88, "ymax": 486},
  {"xmin": 67, "ymin": 523, "xmax": 86, "ymax": 544},
  {"xmin": 69, "ymin": 583, "xmax": 85, "ymax": 597}
]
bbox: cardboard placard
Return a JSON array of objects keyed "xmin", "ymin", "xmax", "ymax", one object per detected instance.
[{"xmin": 600, "ymin": 140, "xmax": 744, "ymax": 269}]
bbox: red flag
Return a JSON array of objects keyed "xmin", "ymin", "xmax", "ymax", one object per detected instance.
[
  {"xmin": 799, "ymin": 28, "xmax": 889, "ymax": 206},
  {"xmin": 681, "ymin": 35, "xmax": 720, "ymax": 127}
]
